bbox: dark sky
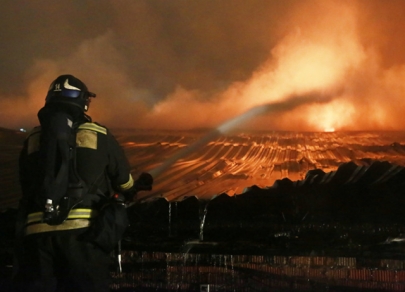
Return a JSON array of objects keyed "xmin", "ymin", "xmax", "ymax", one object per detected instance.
[{"xmin": 1, "ymin": 0, "xmax": 405, "ymax": 131}]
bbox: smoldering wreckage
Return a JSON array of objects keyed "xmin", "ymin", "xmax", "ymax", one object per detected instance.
[
  {"xmin": 1, "ymin": 95, "xmax": 405, "ymax": 291},
  {"xmin": 3, "ymin": 1, "xmax": 405, "ymax": 289},
  {"xmin": 1, "ymin": 97, "xmax": 405, "ymax": 291},
  {"xmin": 2, "ymin": 126, "xmax": 405, "ymax": 291}
]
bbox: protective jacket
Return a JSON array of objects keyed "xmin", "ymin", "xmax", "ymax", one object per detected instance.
[{"xmin": 18, "ymin": 121, "xmax": 135, "ymax": 236}]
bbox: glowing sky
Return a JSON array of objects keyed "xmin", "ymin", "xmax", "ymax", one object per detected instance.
[{"xmin": 1, "ymin": 0, "xmax": 405, "ymax": 132}]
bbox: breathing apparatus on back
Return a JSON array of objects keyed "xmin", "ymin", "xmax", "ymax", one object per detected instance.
[{"xmin": 37, "ymin": 74, "xmax": 96, "ymax": 225}]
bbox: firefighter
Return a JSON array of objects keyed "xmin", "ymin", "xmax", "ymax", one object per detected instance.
[{"xmin": 14, "ymin": 74, "xmax": 153, "ymax": 292}]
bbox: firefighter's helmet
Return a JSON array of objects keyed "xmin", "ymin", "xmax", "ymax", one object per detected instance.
[{"xmin": 45, "ymin": 74, "xmax": 96, "ymax": 112}]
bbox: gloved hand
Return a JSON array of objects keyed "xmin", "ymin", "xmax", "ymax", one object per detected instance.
[
  {"xmin": 122, "ymin": 172, "xmax": 153, "ymax": 202},
  {"xmin": 134, "ymin": 172, "xmax": 153, "ymax": 191}
]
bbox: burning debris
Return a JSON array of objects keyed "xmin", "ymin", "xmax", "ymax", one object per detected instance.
[
  {"xmin": 2, "ymin": 128, "xmax": 405, "ymax": 290},
  {"xmin": 125, "ymin": 160, "xmax": 405, "ymax": 252}
]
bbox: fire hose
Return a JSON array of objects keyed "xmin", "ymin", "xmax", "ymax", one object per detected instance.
[
  {"xmin": 117, "ymin": 91, "xmax": 335, "ymax": 272},
  {"xmin": 116, "ymin": 172, "xmax": 154, "ymax": 274}
]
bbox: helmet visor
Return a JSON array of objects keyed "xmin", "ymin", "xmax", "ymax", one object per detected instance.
[
  {"xmin": 61, "ymin": 89, "xmax": 81, "ymax": 98},
  {"xmin": 46, "ymin": 89, "xmax": 96, "ymax": 100},
  {"xmin": 60, "ymin": 89, "xmax": 96, "ymax": 98}
]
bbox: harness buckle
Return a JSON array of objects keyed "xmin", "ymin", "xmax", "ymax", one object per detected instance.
[{"xmin": 43, "ymin": 196, "xmax": 83, "ymax": 225}]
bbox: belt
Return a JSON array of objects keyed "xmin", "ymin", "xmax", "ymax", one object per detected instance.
[
  {"xmin": 25, "ymin": 208, "xmax": 98, "ymax": 236},
  {"xmin": 26, "ymin": 208, "xmax": 98, "ymax": 224},
  {"xmin": 25, "ymin": 219, "xmax": 91, "ymax": 236}
]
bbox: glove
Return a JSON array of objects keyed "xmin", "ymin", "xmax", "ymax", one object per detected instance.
[
  {"xmin": 122, "ymin": 172, "xmax": 153, "ymax": 202},
  {"xmin": 134, "ymin": 172, "xmax": 153, "ymax": 191}
]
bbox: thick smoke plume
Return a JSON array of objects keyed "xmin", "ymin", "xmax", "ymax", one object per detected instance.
[{"xmin": 1, "ymin": 0, "xmax": 405, "ymax": 131}]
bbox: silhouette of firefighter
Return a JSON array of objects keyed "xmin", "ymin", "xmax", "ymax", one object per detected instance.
[{"xmin": 14, "ymin": 74, "xmax": 153, "ymax": 292}]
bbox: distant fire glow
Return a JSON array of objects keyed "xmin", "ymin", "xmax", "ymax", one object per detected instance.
[
  {"xmin": 137, "ymin": 0, "xmax": 386, "ymax": 132},
  {"xmin": 1, "ymin": 1, "xmax": 405, "ymax": 132}
]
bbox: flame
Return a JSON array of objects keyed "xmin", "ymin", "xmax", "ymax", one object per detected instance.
[
  {"xmin": 2, "ymin": 1, "xmax": 405, "ymax": 132},
  {"xmin": 305, "ymin": 99, "xmax": 356, "ymax": 132}
]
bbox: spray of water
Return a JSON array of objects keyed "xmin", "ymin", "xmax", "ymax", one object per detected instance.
[{"xmin": 148, "ymin": 91, "xmax": 333, "ymax": 179}]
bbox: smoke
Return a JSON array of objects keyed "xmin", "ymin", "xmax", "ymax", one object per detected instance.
[
  {"xmin": 1, "ymin": 0, "xmax": 405, "ymax": 131},
  {"xmin": 139, "ymin": 0, "xmax": 366, "ymax": 131},
  {"xmin": 149, "ymin": 92, "xmax": 333, "ymax": 178}
]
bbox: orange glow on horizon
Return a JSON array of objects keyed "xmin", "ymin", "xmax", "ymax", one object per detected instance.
[{"xmin": 2, "ymin": 1, "xmax": 405, "ymax": 133}]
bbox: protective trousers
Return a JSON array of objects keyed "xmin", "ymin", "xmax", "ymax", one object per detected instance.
[{"xmin": 14, "ymin": 229, "xmax": 111, "ymax": 292}]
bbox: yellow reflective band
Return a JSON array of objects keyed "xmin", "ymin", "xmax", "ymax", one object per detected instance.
[
  {"xmin": 25, "ymin": 219, "xmax": 91, "ymax": 236},
  {"xmin": 78, "ymin": 123, "xmax": 107, "ymax": 135},
  {"xmin": 26, "ymin": 208, "xmax": 98, "ymax": 225},
  {"xmin": 68, "ymin": 208, "xmax": 98, "ymax": 218},
  {"xmin": 27, "ymin": 212, "xmax": 44, "ymax": 224},
  {"xmin": 119, "ymin": 174, "xmax": 134, "ymax": 191},
  {"xmin": 76, "ymin": 129, "xmax": 97, "ymax": 149}
]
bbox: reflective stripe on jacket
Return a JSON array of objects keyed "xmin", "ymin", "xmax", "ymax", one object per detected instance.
[
  {"xmin": 20, "ymin": 121, "xmax": 135, "ymax": 215},
  {"xmin": 25, "ymin": 219, "xmax": 91, "ymax": 236},
  {"xmin": 25, "ymin": 208, "xmax": 98, "ymax": 235}
]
